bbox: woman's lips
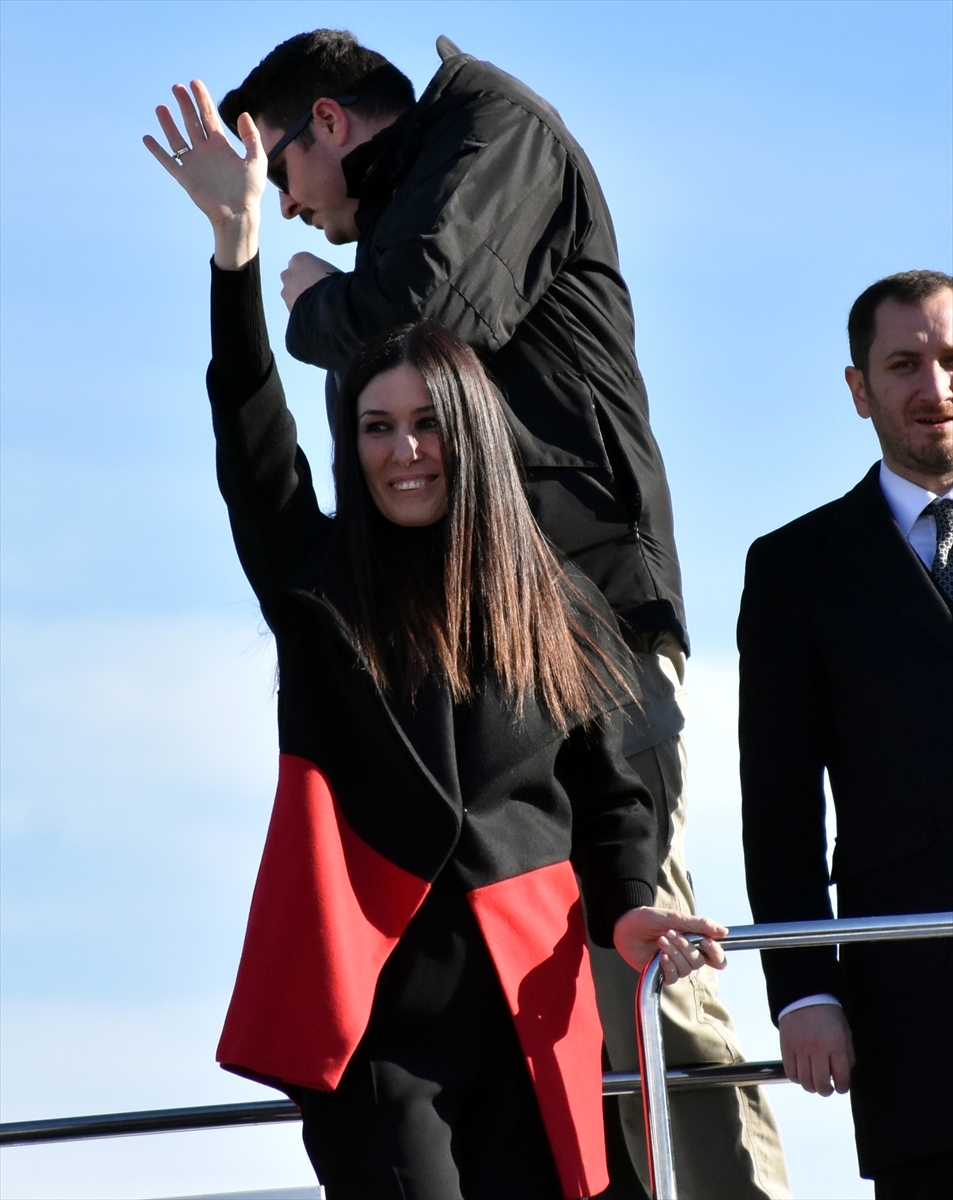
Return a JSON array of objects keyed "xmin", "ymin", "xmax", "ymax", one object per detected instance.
[{"xmin": 390, "ymin": 475, "xmax": 438, "ymax": 491}]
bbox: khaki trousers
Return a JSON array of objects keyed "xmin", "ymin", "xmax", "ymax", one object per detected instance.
[{"xmin": 588, "ymin": 656, "xmax": 791, "ymax": 1199}]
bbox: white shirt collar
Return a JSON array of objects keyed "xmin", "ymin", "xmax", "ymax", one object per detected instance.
[{"xmin": 878, "ymin": 460, "xmax": 951, "ymax": 538}]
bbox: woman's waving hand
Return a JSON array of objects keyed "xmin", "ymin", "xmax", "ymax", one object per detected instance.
[{"xmin": 143, "ymin": 79, "xmax": 265, "ymax": 269}]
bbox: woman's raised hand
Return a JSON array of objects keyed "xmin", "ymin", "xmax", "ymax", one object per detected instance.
[
  {"xmin": 143, "ymin": 80, "xmax": 266, "ymax": 269},
  {"xmin": 613, "ymin": 906, "xmax": 728, "ymax": 985}
]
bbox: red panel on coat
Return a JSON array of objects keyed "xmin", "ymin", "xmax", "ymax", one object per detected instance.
[
  {"xmin": 467, "ymin": 861, "xmax": 609, "ymax": 1200},
  {"xmin": 217, "ymin": 753, "xmax": 430, "ymax": 1091}
]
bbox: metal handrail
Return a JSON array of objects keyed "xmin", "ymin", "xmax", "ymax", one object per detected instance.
[
  {"xmin": 0, "ymin": 1062, "xmax": 789, "ymax": 1146},
  {"xmin": 636, "ymin": 911, "xmax": 953, "ymax": 1200},
  {"xmin": 604, "ymin": 1059, "xmax": 788, "ymax": 1095},
  {"xmin": 0, "ymin": 1100, "xmax": 301, "ymax": 1147},
  {"xmin": 4, "ymin": 911, "xmax": 949, "ymax": 1193}
]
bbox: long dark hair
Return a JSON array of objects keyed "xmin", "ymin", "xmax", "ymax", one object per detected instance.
[{"xmin": 332, "ymin": 321, "xmax": 631, "ymax": 732}]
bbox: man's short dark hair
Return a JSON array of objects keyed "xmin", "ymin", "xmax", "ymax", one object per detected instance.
[
  {"xmin": 848, "ymin": 269, "xmax": 953, "ymax": 377},
  {"xmin": 219, "ymin": 29, "xmax": 415, "ymax": 139}
]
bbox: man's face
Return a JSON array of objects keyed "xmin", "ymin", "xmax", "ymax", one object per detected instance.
[
  {"xmin": 257, "ymin": 115, "xmax": 360, "ymax": 245},
  {"xmin": 846, "ymin": 289, "xmax": 953, "ymax": 490}
]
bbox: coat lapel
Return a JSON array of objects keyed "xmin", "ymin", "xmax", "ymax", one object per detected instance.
[
  {"xmin": 387, "ymin": 679, "xmax": 463, "ymax": 810},
  {"xmin": 823, "ymin": 465, "xmax": 953, "ymax": 656},
  {"xmin": 287, "ymin": 585, "xmax": 464, "ymax": 812}
]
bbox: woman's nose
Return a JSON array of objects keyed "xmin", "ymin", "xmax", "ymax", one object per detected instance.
[{"xmin": 394, "ymin": 433, "xmax": 421, "ymax": 463}]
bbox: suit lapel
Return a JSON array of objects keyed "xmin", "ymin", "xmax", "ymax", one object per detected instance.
[{"xmin": 823, "ymin": 465, "xmax": 953, "ymax": 656}]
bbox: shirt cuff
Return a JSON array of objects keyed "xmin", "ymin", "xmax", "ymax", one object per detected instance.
[{"xmin": 778, "ymin": 993, "xmax": 843, "ymax": 1020}]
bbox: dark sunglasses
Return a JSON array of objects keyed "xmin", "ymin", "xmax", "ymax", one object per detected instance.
[{"xmin": 265, "ymin": 95, "xmax": 358, "ymax": 194}]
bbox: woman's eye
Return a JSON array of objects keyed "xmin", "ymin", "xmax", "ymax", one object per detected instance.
[
  {"xmin": 417, "ymin": 416, "xmax": 439, "ymax": 431},
  {"xmin": 363, "ymin": 421, "xmax": 391, "ymax": 434}
]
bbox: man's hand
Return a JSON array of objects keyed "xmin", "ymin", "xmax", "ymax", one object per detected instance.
[
  {"xmin": 281, "ymin": 253, "xmax": 341, "ymax": 311},
  {"xmin": 779, "ymin": 1004, "xmax": 855, "ymax": 1096},
  {"xmin": 613, "ymin": 907, "xmax": 728, "ymax": 984},
  {"xmin": 143, "ymin": 80, "xmax": 266, "ymax": 270}
]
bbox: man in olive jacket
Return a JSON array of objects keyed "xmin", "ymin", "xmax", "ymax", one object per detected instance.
[{"xmin": 218, "ymin": 29, "xmax": 789, "ymax": 1198}]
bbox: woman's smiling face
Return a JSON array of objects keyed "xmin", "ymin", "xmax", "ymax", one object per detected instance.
[{"xmin": 356, "ymin": 362, "xmax": 449, "ymax": 526}]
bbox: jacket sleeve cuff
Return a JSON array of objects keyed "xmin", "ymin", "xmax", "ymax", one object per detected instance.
[
  {"xmin": 762, "ymin": 946, "xmax": 842, "ymax": 1024},
  {"xmin": 587, "ymin": 878, "xmax": 657, "ymax": 948},
  {"xmin": 207, "ymin": 254, "xmax": 273, "ymax": 408}
]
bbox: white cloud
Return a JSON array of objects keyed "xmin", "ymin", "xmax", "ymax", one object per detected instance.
[
  {"xmin": 1, "ymin": 613, "xmax": 283, "ymax": 1001},
  {"xmin": 0, "ymin": 999, "xmax": 314, "ymax": 1199},
  {"xmin": 1, "ymin": 612, "xmax": 279, "ymax": 839}
]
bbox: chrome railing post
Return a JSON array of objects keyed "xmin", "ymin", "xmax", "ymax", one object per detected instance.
[
  {"xmin": 633, "ymin": 911, "xmax": 952, "ymax": 1200},
  {"xmin": 635, "ymin": 954, "xmax": 677, "ymax": 1199}
]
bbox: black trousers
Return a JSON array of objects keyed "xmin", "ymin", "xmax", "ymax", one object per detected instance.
[
  {"xmin": 838, "ymin": 847, "xmax": 952, "ymax": 1179},
  {"xmin": 297, "ymin": 872, "xmax": 564, "ymax": 1200}
]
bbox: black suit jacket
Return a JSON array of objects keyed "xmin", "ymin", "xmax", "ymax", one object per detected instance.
[{"xmin": 737, "ymin": 463, "xmax": 953, "ymax": 1173}]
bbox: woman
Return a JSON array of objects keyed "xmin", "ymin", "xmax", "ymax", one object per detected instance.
[{"xmin": 145, "ymin": 82, "xmax": 727, "ymax": 1200}]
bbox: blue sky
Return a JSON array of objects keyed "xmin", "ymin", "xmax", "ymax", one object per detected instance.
[{"xmin": 1, "ymin": 2, "xmax": 951, "ymax": 1197}]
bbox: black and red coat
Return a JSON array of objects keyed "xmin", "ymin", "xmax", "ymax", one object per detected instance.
[{"xmin": 208, "ymin": 259, "xmax": 658, "ymax": 1199}]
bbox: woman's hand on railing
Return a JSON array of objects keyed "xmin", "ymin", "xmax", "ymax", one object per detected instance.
[
  {"xmin": 613, "ymin": 906, "xmax": 728, "ymax": 984},
  {"xmin": 143, "ymin": 80, "xmax": 266, "ymax": 270}
]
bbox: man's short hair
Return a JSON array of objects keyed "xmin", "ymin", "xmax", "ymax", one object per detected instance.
[
  {"xmin": 219, "ymin": 29, "xmax": 415, "ymax": 139},
  {"xmin": 848, "ymin": 269, "xmax": 953, "ymax": 377}
]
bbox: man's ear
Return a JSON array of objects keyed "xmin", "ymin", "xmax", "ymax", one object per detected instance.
[
  {"xmin": 845, "ymin": 365, "xmax": 872, "ymax": 419},
  {"xmin": 311, "ymin": 98, "xmax": 351, "ymax": 148}
]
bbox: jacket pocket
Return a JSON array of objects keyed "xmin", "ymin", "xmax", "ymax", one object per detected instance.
[{"xmin": 501, "ymin": 370, "xmax": 611, "ymax": 470}]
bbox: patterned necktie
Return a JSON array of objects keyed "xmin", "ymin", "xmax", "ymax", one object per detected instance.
[{"xmin": 931, "ymin": 498, "xmax": 953, "ymax": 604}]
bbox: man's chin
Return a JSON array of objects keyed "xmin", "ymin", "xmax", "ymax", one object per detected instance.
[
  {"xmin": 323, "ymin": 225, "xmax": 360, "ymax": 246},
  {"xmin": 907, "ymin": 442, "xmax": 953, "ymax": 478}
]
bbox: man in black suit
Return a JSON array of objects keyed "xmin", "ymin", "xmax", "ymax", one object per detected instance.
[{"xmin": 738, "ymin": 270, "xmax": 953, "ymax": 1198}]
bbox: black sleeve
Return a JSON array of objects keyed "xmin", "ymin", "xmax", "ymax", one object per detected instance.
[
  {"xmin": 285, "ymin": 101, "xmax": 585, "ymax": 372},
  {"xmin": 205, "ymin": 256, "xmax": 331, "ymax": 619},
  {"xmin": 558, "ymin": 706, "xmax": 658, "ymax": 949},
  {"xmin": 738, "ymin": 533, "xmax": 842, "ymax": 1022},
  {"xmin": 207, "ymin": 254, "xmax": 272, "ymax": 408}
]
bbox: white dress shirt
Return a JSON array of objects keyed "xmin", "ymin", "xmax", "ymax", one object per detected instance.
[
  {"xmin": 778, "ymin": 461, "xmax": 951, "ymax": 1022},
  {"xmin": 878, "ymin": 459, "xmax": 953, "ymax": 569}
]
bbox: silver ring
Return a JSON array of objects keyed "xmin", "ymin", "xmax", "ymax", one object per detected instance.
[{"xmin": 172, "ymin": 146, "xmax": 191, "ymax": 163}]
